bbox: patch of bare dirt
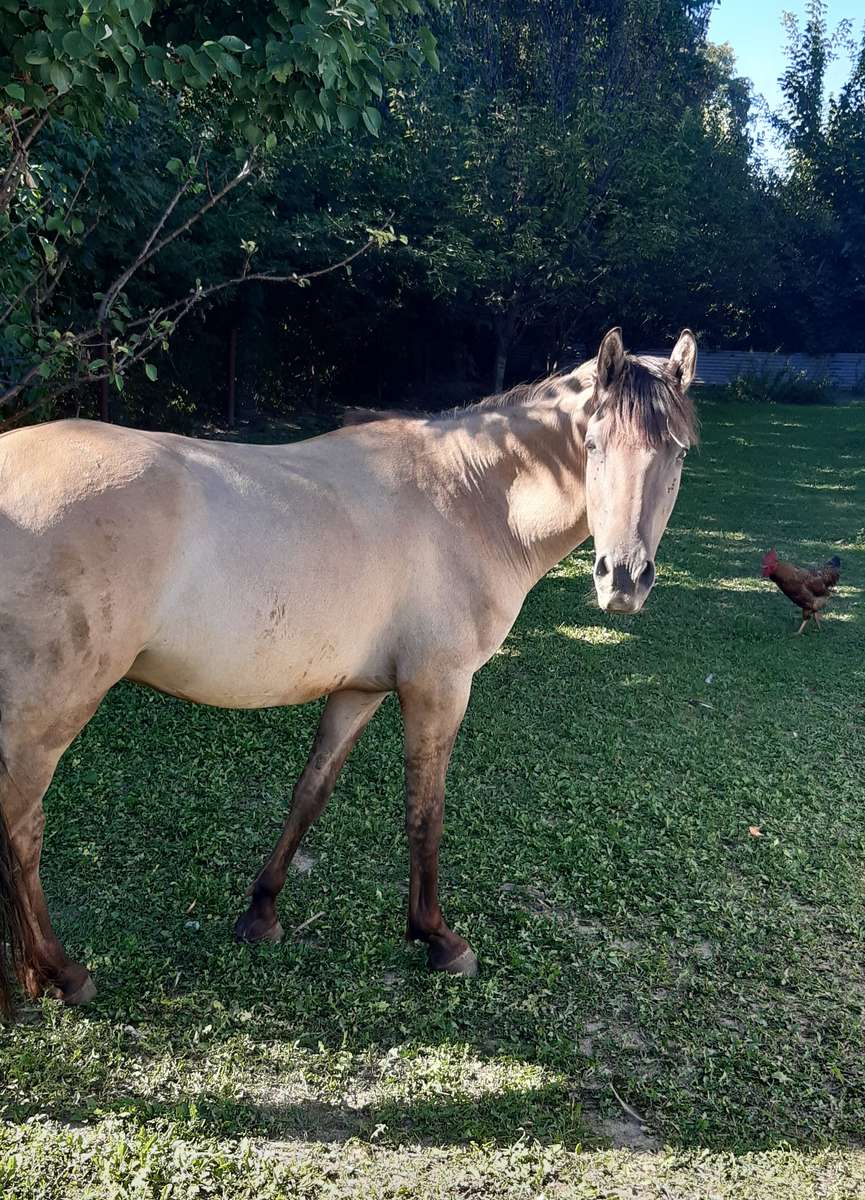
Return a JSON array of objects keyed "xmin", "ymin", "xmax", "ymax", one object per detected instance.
[
  {"xmin": 290, "ymin": 849, "xmax": 315, "ymax": 875},
  {"xmin": 583, "ymin": 1113, "xmax": 661, "ymax": 1152}
]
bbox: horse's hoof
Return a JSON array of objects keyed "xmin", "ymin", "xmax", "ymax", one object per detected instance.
[
  {"xmin": 234, "ymin": 912, "xmax": 284, "ymax": 945},
  {"xmin": 63, "ymin": 975, "xmax": 97, "ymax": 1006},
  {"xmin": 432, "ymin": 946, "xmax": 479, "ymax": 977}
]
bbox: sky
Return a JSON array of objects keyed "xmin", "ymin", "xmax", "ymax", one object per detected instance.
[{"xmin": 708, "ymin": 0, "xmax": 864, "ymax": 116}]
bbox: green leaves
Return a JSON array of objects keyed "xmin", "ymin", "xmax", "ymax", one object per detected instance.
[
  {"xmin": 219, "ymin": 35, "xmax": 249, "ymax": 54},
  {"xmin": 49, "ymin": 61, "xmax": 73, "ymax": 94},
  {"xmin": 362, "ymin": 106, "xmax": 382, "ymax": 136},
  {"xmin": 127, "ymin": 0, "xmax": 153, "ymax": 26},
  {"xmin": 2, "ymin": 1, "xmax": 435, "ymax": 160},
  {"xmin": 144, "ymin": 362, "xmax": 158, "ymax": 381},
  {"xmin": 61, "ymin": 30, "xmax": 92, "ymax": 60},
  {"xmin": 0, "ymin": 0, "xmax": 440, "ymax": 427},
  {"xmin": 338, "ymin": 104, "xmax": 360, "ymax": 131},
  {"xmin": 419, "ymin": 26, "xmax": 440, "ymax": 72}
]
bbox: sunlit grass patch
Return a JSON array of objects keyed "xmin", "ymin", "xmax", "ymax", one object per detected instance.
[
  {"xmin": 550, "ymin": 554, "xmax": 593, "ymax": 579},
  {"xmin": 555, "ymin": 624, "xmax": 635, "ymax": 645},
  {"xmin": 714, "ymin": 576, "xmax": 769, "ymax": 593},
  {"xmin": 795, "ymin": 481, "xmax": 855, "ymax": 492},
  {"xmin": 671, "ymin": 527, "xmax": 756, "ymax": 544}
]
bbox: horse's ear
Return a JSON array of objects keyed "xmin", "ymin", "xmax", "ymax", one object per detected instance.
[
  {"xmin": 596, "ymin": 327, "xmax": 625, "ymax": 390},
  {"xmin": 669, "ymin": 329, "xmax": 697, "ymax": 390}
]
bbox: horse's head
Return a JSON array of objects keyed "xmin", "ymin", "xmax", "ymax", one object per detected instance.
[{"xmin": 583, "ymin": 327, "xmax": 698, "ymax": 614}]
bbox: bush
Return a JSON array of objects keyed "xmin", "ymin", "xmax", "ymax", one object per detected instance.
[{"xmin": 726, "ymin": 364, "xmax": 833, "ymax": 405}]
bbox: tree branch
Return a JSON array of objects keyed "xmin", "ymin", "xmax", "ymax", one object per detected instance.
[
  {"xmin": 0, "ymin": 221, "xmax": 389, "ymax": 420},
  {"xmin": 96, "ymin": 150, "xmax": 253, "ymax": 324},
  {"xmin": 0, "ymin": 106, "xmax": 54, "ymax": 213},
  {"xmin": 0, "ymin": 169, "xmax": 95, "ymax": 328}
]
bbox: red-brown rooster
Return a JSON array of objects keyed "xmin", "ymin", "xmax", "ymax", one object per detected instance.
[{"xmin": 761, "ymin": 549, "xmax": 842, "ymax": 634}]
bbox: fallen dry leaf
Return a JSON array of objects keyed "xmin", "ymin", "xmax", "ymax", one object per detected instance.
[{"xmin": 748, "ymin": 826, "xmax": 762, "ymax": 837}]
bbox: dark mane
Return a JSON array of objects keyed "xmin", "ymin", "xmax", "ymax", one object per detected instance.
[
  {"xmin": 340, "ymin": 368, "xmax": 578, "ymax": 429},
  {"xmin": 342, "ymin": 406, "xmax": 403, "ymax": 426},
  {"xmin": 454, "ymin": 372, "xmax": 575, "ymax": 415},
  {"xmin": 586, "ymin": 354, "xmax": 699, "ymax": 449},
  {"xmin": 341, "ymin": 353, "xmax": 698, "ymax": 448}
]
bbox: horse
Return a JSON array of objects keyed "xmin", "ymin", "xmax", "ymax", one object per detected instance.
[{"xmin": 0, "ymin": 327, "xmax": 697, "ymax": 1014}]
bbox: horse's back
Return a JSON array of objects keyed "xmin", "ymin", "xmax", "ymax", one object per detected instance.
[{"xmin": 0, "ymin": 417, "xmax": 512, "ymax": 712}]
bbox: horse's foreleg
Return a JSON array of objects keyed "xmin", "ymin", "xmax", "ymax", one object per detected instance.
[
  {"xmin": 400, "ymin": 675, "xmax": 477, "ymax": 976},
  {"xmin": 234, "ymin": 688, "xmax": 388, "ymax": 945}
]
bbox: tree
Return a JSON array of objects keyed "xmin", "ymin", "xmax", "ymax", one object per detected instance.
[
  {"xmin": 1, "ymin": 1, "xmax": 437, "ymax": 209},
  {"xmin": 383, "ymin": 0, "xmax": 722, "ymax": 389},
  {"xmin": 770, "ymin": 0, "xmax": 865, "ymax": 348},
  {"xmin": 0, "ymin": 0, "xmax": 436, "ymax": 423}
]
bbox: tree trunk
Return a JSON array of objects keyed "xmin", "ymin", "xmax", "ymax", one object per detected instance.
[
  {"xmin": 98, "ymin": 332, "xmax": 110, "ymax": 422},
  {"xmin": 236, "ymin": 285, "xmax": 263, "ymax": 420},
  {"xmin": 493, "ymin": 342, "xmax": 508, "ymax": 394},
  {"xmin": 492, "ymin": 309, "xmax": 517, "ymax": 393},
  {"xmin": 226, "ymin": 327, "xmax": 238, "ymax": 427}
]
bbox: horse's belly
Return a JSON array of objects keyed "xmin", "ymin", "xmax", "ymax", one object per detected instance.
[{"xmin": 126, "ymin": 621, "xmax": 386, "ymax": 709}]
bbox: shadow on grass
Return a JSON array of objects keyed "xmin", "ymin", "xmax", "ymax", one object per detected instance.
[{"xmin": 8, "ymin": 1075, "xmax": 601, "ymax": 1152}]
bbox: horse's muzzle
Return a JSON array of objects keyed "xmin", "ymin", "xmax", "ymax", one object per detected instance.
[{"xmin": 593, "ymin": 555, "xmax": 656, "ymax": 613}]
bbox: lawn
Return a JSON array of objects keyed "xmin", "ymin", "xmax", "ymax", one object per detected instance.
[{"xmin": 2, "ymin": 398, "xmax": 865, "ymax": 1199}]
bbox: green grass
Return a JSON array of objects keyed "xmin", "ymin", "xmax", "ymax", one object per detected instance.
[{"xmin": 3, "ymin": 400, "xmax": 865, "ymax": 1198}]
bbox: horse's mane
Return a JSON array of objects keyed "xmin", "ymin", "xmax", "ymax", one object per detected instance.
[{"xmin": 342, "ymin": 353, "xmax": 698, "ymax": 448}]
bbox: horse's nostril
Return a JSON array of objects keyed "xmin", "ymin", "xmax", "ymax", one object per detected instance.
[
  {"xmin": 640, "ymin": 560, "xmax": 656, "ymax": 589},
  {"xmin": 595, "ymin": 555, "xmax": 610, "ymax": 579}
]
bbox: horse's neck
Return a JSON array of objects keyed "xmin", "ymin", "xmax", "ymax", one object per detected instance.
[{"xmin": 447, "ymin": 400, "xmax": 590, "ymax": 588}]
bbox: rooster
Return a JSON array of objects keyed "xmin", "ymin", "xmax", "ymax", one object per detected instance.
[{"xmin": 761, "ymin": 549, "xmax": 842, "ymax": 634}]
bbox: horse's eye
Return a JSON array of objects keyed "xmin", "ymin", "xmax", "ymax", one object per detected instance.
[
  {"xmin": 585, "ymin": 439, "xmax": 598, "ymax": 455},
  {"xmin": 676, "ymin": 450, "xmax": 687, "ymax": 464}
]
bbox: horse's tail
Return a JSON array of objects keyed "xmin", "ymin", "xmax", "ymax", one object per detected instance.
[{"xmin": 0, "ymin": 798, "xmax": 28, "ymax": 1019}]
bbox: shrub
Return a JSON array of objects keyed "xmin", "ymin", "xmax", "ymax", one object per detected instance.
[{"xmin": 726, "ymin": 364, "xmax": 833, "ymax": 405}]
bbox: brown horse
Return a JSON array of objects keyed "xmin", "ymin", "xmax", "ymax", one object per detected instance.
[{"xmin": 0, "ymin": 328, "xmax": 697, "ymax": 1013}]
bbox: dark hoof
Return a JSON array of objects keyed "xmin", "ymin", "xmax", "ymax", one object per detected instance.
[
  {"xmin": 430, "ymin": 946, "xmax": 479, "ymax": 977},
  {"xmin": 63, "ymin": 975, "xmax": 98, "ymax": 1006},
  {"xmin": 234, "ymin": 911, "xmax": 284, "ymax": 945},
  {"xmin": 38, "ymin": 965, "xmax": 97, "ymax": 1006}
]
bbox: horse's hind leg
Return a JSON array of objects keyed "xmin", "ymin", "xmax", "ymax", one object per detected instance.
[
  {"xmin": 400, "ymin": 674, "xmax": 477, "ymax": 976},
  {"xmin": 1, "ymin": 711, "xmax": 99, "ymax": 1004},
  {"xmin": 235, "ymin": 689, "xmax": 388, "ymax": 945}
]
